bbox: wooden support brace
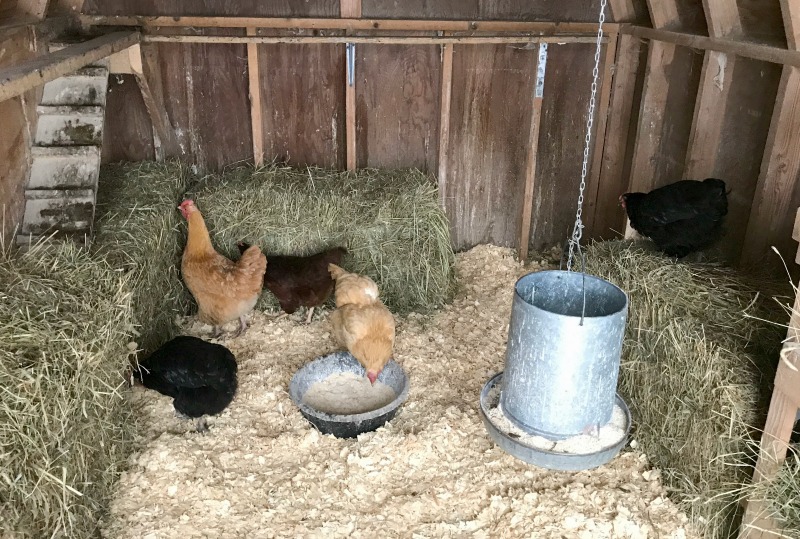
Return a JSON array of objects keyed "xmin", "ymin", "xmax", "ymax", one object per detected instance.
[
  {"xmin": 0, "ymin": 31, "xmax": 140, "ymax": 102},
  {"xmin": 341, "ymin": 0, "xmax": 361, "ymax": 171},
  {"xmin": 14, "ymin": 0, "xmax": 51, "ymax": 20},
  {"xmin": 517, "ymin": 43, "xmax": 546, "ymax": 263},
  {"xmin": 128, "ymin": 44, "xmax": 171, "ymax": 161},
  {"xmin": 246, "ymin": 27, "xmax": 264, "ymax": 167},
  {"xmin": 437, "ymin": 38, "xmax": 454, "ymax": 212}
]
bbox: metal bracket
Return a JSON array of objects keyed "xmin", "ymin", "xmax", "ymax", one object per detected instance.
[
  {"xmin": 535, "ymin": 42, "xmax": 548, "ymax": 98},
  {"xmin": 346, "ymin": 42, "xmax": 355, "ymax": 87}
]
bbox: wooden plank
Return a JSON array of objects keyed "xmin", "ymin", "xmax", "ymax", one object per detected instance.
[
  {"xmin": 246, "ymin": 27, "xmax": 263, "ymax": 166},
  {"xmin": 80, "ymin": 15, "xmax": 618, "ymax": 34},
  {"xmin": 81, "ymin": 0, "xmax": 338, "ymax": 17},
  {"xmin": 437, "ymin": 40, "xmax": 453, "ymax": 211},
  {"xmin": 780, "ymin": 0, "xmax": 800, "ymax": 50},
  {"xmin": 101, "ymin": 73, "xmax": 154, "ymax": 162},
  {"xmin": 627, "ymin": 41, "xmax": 703, "ymax": 195},
  {"xmin": 518, "ymin": 75, "xmax": 543, "ymax": 262},
  {"xmin": 592, "ymin": 33, "xmax": 645, "ymax": 239},
  {"xmin": 701, "ymin": 0, "xmax": 741, "ymax": 38},
  {"xmin": 702, "ymin": 57, "xmax": 782, "ymax": 262},
  {"xmin": 14, "ymin": 0, "xmax": 50, "ymax": 19},
  {"xmin": 142, "ymin": 35, "xmax": 609, "ymax": 45},
  {"xmin": 340, "ymin": 0, "xmax": 361, "ymax": 18},
  {"xmin": 445, "ymin": 44, "xmax": 536, "ymax": 249},
  {"xmin": 0, "ymin": 30, "xmax": 139, "ymax": 102},
  {"xmin": 362, "ymin": 0, "xmax": 478, "ymax": 20},
  {"xmin": 608, "ymin": 0, "xmax": 637, "ymax": 22},
  {"xmin": 529, "ymin": 44, "xmax": 602, "ymax": 251},
  {"xmin": 645, "ymin": 0, "xmax": 679, "ymax": 29},
  {"xmin": 355, "ymin": 44, "xmax": 440, "ymax": 171},
  {"xmin": 684, "ymin": 51, "xmax": 734, "ymax": 179},
  {"xmin": 345, "ymin": 45, "xmax": 356, "ymax": 171},
  {"xmin": 621, "ymin": 25, "xmax": 800, "ymax": 68},
  {"xmin": 741, "ymin": 66, "xmax": 800, "ymax": 269},
  {"xmin": 259, "ymin": 43, "xmax": 344, "ymax": 168},
  {"xmin": 583, "ymin": 36, "xmax": 618, "ymax": 238}
]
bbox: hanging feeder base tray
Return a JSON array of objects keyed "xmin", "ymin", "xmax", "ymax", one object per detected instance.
[{"xmin": 479, "ymin": 372, "xmax": 632, "ymax": 471}]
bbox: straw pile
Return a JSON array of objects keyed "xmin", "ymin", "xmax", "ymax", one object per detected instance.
[
  {"xmin": 187, "ymin": 164, "xmax": 455, "ymax": 314},
  {"xmin": 93, "ymin": 161, "xmax": 193, "ymax": 354},
  {"xmin": 0, "ymin": 240, "xmax": 136, "ymax": 538},
  {"xmin": 585, "ymin": 240, "xmax": 787, "ymax": 538},
  {"xmin": 753, "ymin": 447, "xmax": 800, "ymax": 538}
]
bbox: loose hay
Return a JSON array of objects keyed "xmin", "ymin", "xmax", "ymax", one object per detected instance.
[
  {"xmin": 0, "ymin": 240, "xmax": 136, "ymax": 538},
  {"xmin": 585, "ymin": 240, "xmax": 788, "ymax": 538},
  {"xmin": 187, "ymin": 164, "xmax": 455, "ymax": 315},
  {"xmin": 93, "ymin": 161, "xmax": 194, "ymax": 354},
  {"xmin": 751, "ymin": 448, "xmax": 800, "ymax": 538},
  {"xmin": 104, "ymin": 245, "xmax": 696, "ymax": 539}
]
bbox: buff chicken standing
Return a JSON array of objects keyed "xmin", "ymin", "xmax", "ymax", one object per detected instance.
[
  {"xmin": 328, "ymin": 264, "xmax": 395, "ymax": 384},
  {"xmin": 179, "ymin": 199, "xmax": 267, "ymax": 337}
]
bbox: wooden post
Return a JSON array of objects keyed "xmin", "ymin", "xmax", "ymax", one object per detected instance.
[
  {"xmin": 341, "ymin": 0, "xmax": 360, "ymax": 171},
  {"xmin": 437, "ymin": 38, "xmax": 454, "ymax": 212},
  {"xmin": 15, "ymin": 0, "xmax": 51, "ymax": 20},
  {"xmin": 518, "ymin": 43, "xmax": 546, "ymax": 263},
  {"xmin": 246, "ymin": 27, "xmax": 264, "ymax": 166},
  {"xmin": 584, "ymin": 34, "xmax": 618, "ymax": 238}
]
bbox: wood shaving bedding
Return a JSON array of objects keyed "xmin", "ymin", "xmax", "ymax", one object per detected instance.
[{"xmin": 104, "ymin": 245, "xmax": 698, "ymax": 539}]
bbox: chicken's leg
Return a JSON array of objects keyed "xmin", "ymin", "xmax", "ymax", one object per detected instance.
[
  {"xmin": 232, "ymin": 315, "xmax": 248, "ymax": 338},
  {"xmin": 211, "ymin": 325, "xmax": 223, "ymax": 339},
  {"xmin": 305, "ymin": 307, "xmax": 316, "ymax": 324}
]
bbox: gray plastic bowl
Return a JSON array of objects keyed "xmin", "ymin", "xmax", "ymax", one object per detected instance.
[
  {"xmin": 480, "ymin": 372, "xmax": 631, "ymax": 471},
  {"xmin": 289, "ymin": 351, "xmax": 409, "ymax": 438}
]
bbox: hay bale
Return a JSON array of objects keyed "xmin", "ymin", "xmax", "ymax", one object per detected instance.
[
  {"xmin": 93, "ymin": 161, "xmax": 193, "ymax": 354},
  {"xmin": 187, "ymin": 164, "xmax": 455, "ymax": 314},
  {"xmin": 585, "ymin": 240, "xmax": 787, "ymax": 538},
  {"xmin": 0, "ymin": 240, "xmax": 136, "ymax": 538}
]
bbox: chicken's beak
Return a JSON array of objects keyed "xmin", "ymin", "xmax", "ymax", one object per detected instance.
[{"xmin": 367, "ymin": 371, "xmax": 378, "ymax": 385}]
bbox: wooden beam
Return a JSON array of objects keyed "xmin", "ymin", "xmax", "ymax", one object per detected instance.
[
  {"xmin": 684, "ymin": 50, "xmax": 733, "ymax": 179},
  {"xmin": 620, "ymin": 25, "xmax": 800, "ymax": 68},
  {"xmin": 593, "ymin": 34, "xmax": 643, "ymax": 239},
  {"xmin": 518, "ymin": 44, "xmax": 545, "ymax": 263},
  {"xmin": 781, "ymin": 0, "xmax": 800, "ymax": 50},
  {"xmin": 246, "ymin": 27, "xmax": 264, "ymax": 166},
  {"xmin": 80, "ymin": 15, "xmax": 618, "ymax": 34},
  {"xmin": 129, "ymin": 44, "xmax": 171, "ymax": 161},
  {"xmin": 437, "ymin": 39, "xmax": 454, "ymax": 212},
  {"xmin": 645, "ymin": 0, "xmax": 679, "ymax": 30},
  {"xmin": 701, "ymin": 0, "xmax": 741, "ymax": 38},
  {"xmin": 14, "ymin": 0, "xmax": 51, "ymax": 20},
  {"xmin": 141, "ymin": 35, "xmax": 608, "ymax": 45},
  {"xmin": 608, "ymin": 0, "xmax": 637, "ymax": 23},
  {"xmin": 584, "ymin": 36, "xmax": 619, "ymax": 237},
  {"xmin": 741, "ymin": 66, "xmax": 800, "ymax": 267},
  {"xmin": 340, "ymin": 0, "xmax": 361, "ymax": 19},
  {"xmin": 0, "ymin": 31, "xmax": 140, "ymax": 102}
]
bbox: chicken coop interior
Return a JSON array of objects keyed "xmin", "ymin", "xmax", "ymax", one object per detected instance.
[{"xmin": 3, "ymin": 0, "xmax": 800, "ymax": 538}]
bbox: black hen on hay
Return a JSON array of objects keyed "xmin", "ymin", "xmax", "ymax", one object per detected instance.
[{"xmin": 586, "ymin": 240, "xmax": 788, "ymax": 538}]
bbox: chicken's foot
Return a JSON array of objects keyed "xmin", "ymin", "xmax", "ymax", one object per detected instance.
[
  {"xmin": 231, "ymin": 315, "xmax": 248, "ymax": 338},
  {"xmin": 304, "ymin": 307, "xmax": 316, "ymax": 324}
]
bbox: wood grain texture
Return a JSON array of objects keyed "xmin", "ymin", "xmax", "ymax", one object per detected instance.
[
  {"xmin": 82, "ymin": 0, "xmax": 338, "ymax": 17},
  {"xmin": 741, "ymin": 66, "xmax": 800, "ymax": 270},
  {"xmin": 781, "ymin": 0, "xmax": 800, "ymax": 49},
  {"xmin": 518, "ymin": 95, "xmax": 543, "ymax": 262},
  {"xmin": 692, "ymin": 57, "xmax": 782, "ymax": 263},
  {"xmin": 445, "ymin": 44, "xmax": 535, "ymax": 249},
  {"xmin": 528, "ymin": 44, "xmax": 602, "ymax": 251},
  {"xmin": 361, "ymin": 0, "xmax": 614, "ymax": 22},
  {"xmin": 437, "ymin": 41, "xmax": 453, "ymax": 210},
  {"xmin": 592, "ymin": 33, "xmax": 646, "ymax": 240},
  {"xmin": 646, "ymin": 0, "xmax": 707, "ymax": 31},
  {"xmin": 140, "ymin": 42, "xmax": 252, "ymax": 171},
  {"xmin": 701, "ymin": 0, "xmax": 741, "ymax": 37},
  {"xmin": 259, "ymin": 43, "xmax": 345, "ymax": 169},
  {"xmin": 340, "ymin": 0, "xmax": 361, "ymax": 18},
  {"xmin": 246, "ymin": 27, "xmax": 262, "ymax": 166},
  {"xmin": 101, "ymin": 73, "xmax": 155, "ymax": 163},
  {"xmin": 627, "ymin": 41, "xmax": 703, "ymax": 195},
  {"xmin": 355, "ymin": 44, "xmax": 440, "ymax": 171}
]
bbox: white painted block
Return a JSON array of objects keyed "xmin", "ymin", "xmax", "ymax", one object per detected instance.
[{"xmin": 28, "ymin": 146, "xmax": 101, "ymax": 190}]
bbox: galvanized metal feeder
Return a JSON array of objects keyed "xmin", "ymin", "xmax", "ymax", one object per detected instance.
[{"xmin": 480, "ymin": 0, "xmax": 632, "ymax": 471}]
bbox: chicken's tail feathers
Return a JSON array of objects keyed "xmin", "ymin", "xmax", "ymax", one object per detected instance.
[{"xmin": 237, "ymin": 244, "xmax": 267, "ymax": 273}]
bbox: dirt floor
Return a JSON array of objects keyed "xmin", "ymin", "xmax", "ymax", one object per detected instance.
[{"xmin": 104, "ymin": 245, "xmax": 698, "ymax": 539}]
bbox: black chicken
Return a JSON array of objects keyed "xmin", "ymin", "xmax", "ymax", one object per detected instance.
[
  {"xmin": 131, "ymin": 336, "xmax": 238, "ymax": 425},
  {"xmin": 620, "ymin": 178, "xmax": 728, "ymax": 259},
  {"xmin": 237, "ymin": 242, "xmax": 347, "ymax": 323}
]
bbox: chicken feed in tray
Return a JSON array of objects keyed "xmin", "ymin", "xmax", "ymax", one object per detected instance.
[
  {"xmin": 302, "ymin": 372, "xmax": 396, "ymax": 415},
  {"xmin": 105, "ymin": 245, "xmax": 698, "ymax": 539}
]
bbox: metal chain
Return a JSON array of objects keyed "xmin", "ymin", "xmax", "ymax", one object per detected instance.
[{"xmin": 567, "ymin": 0, "xmax": 607, "ymax": 272}]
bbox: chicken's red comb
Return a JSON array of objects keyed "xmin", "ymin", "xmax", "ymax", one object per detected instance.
[{"xmin": 179, "ymin": 199, "xmax": 194, "ymax": 208}]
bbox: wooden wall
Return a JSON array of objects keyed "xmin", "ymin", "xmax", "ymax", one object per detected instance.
[{"xmin": 0, "ymin": 26, "xmax": 41, "ymax": 244}]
